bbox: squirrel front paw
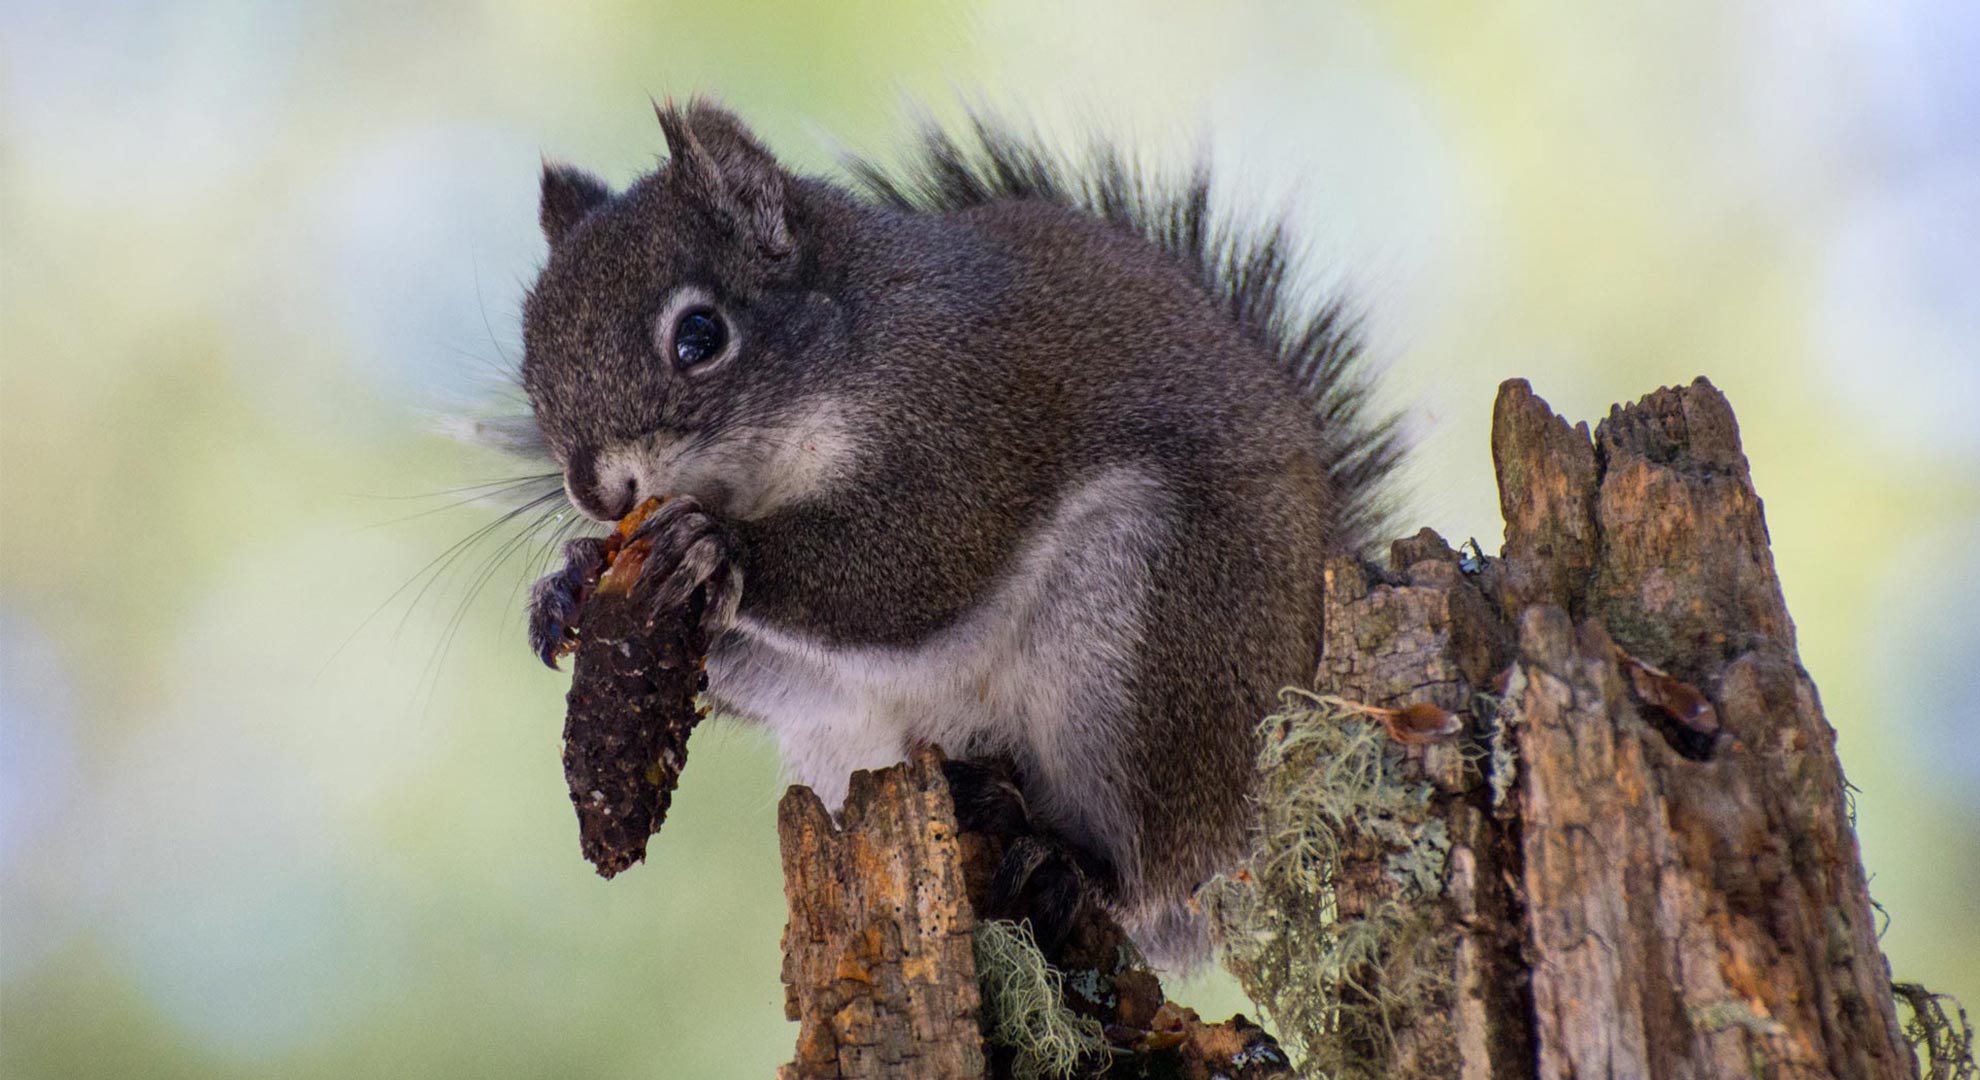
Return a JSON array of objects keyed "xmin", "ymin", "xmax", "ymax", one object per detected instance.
[
  {"xmin": 527, "ymin": 535, "xmax": 611, "ymax": 668},
  {"xmin": 620, "ymin": 494, "xmax": 743, "ymax": 639},
  {"xmin": 524, "ymin": 496, "xmax": 743, "ymax": 670}
]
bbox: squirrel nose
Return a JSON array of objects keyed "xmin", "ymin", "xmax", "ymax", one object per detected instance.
[{"xmin": 564, "ymin": 448, "xmax": 638, "ymax": 522}]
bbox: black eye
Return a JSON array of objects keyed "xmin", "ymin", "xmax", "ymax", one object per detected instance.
[{"xmin": 671, "ymin": 306, "xmax": 728, "ymax": 370}]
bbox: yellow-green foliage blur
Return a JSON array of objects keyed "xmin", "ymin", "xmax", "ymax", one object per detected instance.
[{"xmin": 3, "ymin": 2, "xmax": 1976, "ymax": 1077}]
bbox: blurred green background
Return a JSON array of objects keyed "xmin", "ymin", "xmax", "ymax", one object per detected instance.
[{"xmin": 3, "ymin": 1, "xmax": 1976, "ymax": 1076}]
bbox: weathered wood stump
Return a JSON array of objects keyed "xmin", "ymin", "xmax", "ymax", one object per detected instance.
[
  {"xmin": 1497, "ymin": 378, "xmax": 1909, "ymax": 1077},
  {"xmin": 777, "ymin": 752, "xmax": 987, "ymax": 1080},
  {"xmin": 770, "ymin": 378, "xmax": 1945, "ymax": 1079},
  {"xmin": 776, "ymin": 749, "xmax": 1291, "ymax": 1080},
  {"xmin": 1208, "ymin": 377, "xmax": 1918, "ymax": 1078}
]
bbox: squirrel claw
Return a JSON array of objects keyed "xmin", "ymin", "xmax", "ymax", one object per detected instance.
[
  {"xmin": 523, "ymin": 498, "xmax": 742, "ymax": 669},
  {"xmin": 944, "ymin": 755, "xmax": 1115, "ymax": 960},
  {"xmin": 989, "ymin": 834, "xmax": 1100, "ymax": 957},
  {"xmin": 626, "ymin": 495, "xmax": 742, "ymax": 637},
  {"xmin": 526, "ymin": 535, "xmax": 611, "ymax": 668}
]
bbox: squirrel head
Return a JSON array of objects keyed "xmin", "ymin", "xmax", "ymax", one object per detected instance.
[{"xmin": 521, "ymin": 101, "xmax": 861, "ymax": 523}]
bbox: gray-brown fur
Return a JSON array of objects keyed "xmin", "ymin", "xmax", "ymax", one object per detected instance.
[{"xmin": 516, "ymin": 101, "xmax": 1398, "ymax": 964}]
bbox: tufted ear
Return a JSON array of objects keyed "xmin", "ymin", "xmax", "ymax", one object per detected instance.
[
  {"xmin": 539, "ymin": 160, "xmax": 613, "ymax": 246},
  {"xmin": 656, "ymin": 100, "xmax": 793, "ymax": 259}
]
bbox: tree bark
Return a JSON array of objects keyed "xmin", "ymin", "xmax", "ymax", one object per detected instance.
[
  {"xmin": 775, "ymin": 748, "xmax": 1292, "ymax": 1080},
  {"xmin": 1276, "ymin": 377, "xmax": 1915, "ymax": 1078},
  {"xmin": 770, "ymin": 378, "xmax": 1925, "ymax": 1079},
  {"xmin": 777, "ymin": 751, "xmax": 989, "ymax": 1080}
]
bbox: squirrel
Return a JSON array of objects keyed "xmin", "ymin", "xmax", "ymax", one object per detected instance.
[{"xmin": 515, "ymin": 101, "xmax": 1400, "ymax": 966}]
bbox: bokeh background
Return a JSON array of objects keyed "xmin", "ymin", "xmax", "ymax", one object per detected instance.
[{"xmin": 3, "ymin": 1, "xmax": 1976, "ymax": 1076}]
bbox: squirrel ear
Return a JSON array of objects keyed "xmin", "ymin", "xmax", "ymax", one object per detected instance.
[
  {"xmin": 539, "ymin": 161, "xmax": 613, "ymax": 246},
  {"xmin": 656, "ymin": 100, "xmax": 793, "ymax": 260}
]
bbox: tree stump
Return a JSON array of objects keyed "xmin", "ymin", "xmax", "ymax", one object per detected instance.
[
  {"xmin": 776, "ymin": 749, "xmax": 1292, "ymax": 1080},
  {"xmin": 1208, "ymin": 377, "xmax": 1921, "ymax": 1078},
  {"xmin": 770, "ymin": 378, "xmax": 1946, "ymax": 1079},
  {"xmin": 777, "ymin": 751, "xmax": 987, "ymax": 1080},
  {"xmin": 1491, "ymin": 378, "xmax": 1910, "ymax": 1077}
]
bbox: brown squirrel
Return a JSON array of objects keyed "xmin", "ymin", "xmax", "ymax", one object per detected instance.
[{"xmin": 515, "ymin": 101, "xmax": 1400, "ymax": 966}]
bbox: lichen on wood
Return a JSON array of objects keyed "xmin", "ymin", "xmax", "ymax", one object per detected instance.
[
  {"xmin": 973, "ymin": 920, "xmax": 1108, "ymax": 1080},
  {"xmin": 1199, "ymin": 691, "xmax": 1458, "ymax": 1079},
  {"xmin": 1203, "ymin": 378, "xmax": 1944, "ymax": 1079},
  {"xmin": 760, "ymin": 377, "xmax": 1962, "ymax": 1080},
  {"xmin": 775, "ymin": 750, "xmax": 1293, "ymax": 1080},
  {"xmin": 1896, "ymin": 982, "xmax": 1977, "ymax": 1080}
]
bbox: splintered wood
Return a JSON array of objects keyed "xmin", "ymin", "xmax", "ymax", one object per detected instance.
[
  {"xmin": 1259, "ymin": 378, "xmax": 1916, "ymax": 1079},
  {"xmin": 1498, "ymin": 380, "xmax": 1907, "ymax": 1079},
  {"xmin": 775, "ymin": 750, "xmax": 1292, "ymax": 1080},
  {"xmin": 561, "ymin": 498, "xmax": 709, "ymax": 878},
  {"xmin": 777, "ymin": 751, "xmax": 988, "ymax": 1080}
]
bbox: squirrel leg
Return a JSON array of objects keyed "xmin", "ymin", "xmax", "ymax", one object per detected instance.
[
  {"xmin": 943, "ymin": 756, "xmax": 1117, "ymax": 958},
  {"xmin": 943, "ymin": 757, "xmax": 1032, "ymax": 836}
]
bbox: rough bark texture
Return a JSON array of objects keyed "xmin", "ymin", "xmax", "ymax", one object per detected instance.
[
  {"xmin": 1301, "ymin": 535, "xmax": 1529, "ymax": 1079},
  {"xmin": 1278, "ymin": 377, "xmax": 1913, "ymax": 1078},
  {"xmin": 769, "ymin": 377, "xmax": 1922, "ymax": 1079},
  {"xmin": 778, "ymin": 750, "xmax": 988, "ymax": 1080},
  {"xmin": 1500, "ymin": 379, "xmax": 1908, "ymax": 1079},
  {"xmin": 777, "ymin": 749, "xmax": 1291, "ymax": 1080}
]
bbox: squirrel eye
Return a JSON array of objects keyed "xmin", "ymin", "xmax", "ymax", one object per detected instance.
[{"xmin": 670, "ymin": 307, "xmax": 729, "ymax": 371}]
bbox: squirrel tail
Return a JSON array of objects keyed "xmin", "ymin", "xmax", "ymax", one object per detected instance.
[{"xmin": 846, "ymin": 114, "xmax": 1404, "ymax": 552}]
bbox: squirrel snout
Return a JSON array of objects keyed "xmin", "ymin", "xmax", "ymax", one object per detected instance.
[{"xmin": 563, "ymin": 447, "xmax": 640, "ymax": 522}]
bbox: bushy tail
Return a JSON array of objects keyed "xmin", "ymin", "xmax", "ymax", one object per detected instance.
[{"xmin": 846, "ymin": 115, "xmax": 1404, "ymax": 551}]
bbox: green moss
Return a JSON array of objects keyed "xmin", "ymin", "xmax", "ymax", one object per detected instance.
[
  {"xmin": 1688, "ymin": 999, "xmax": 1789, "ymax": 1079},
  {"xmin": 1589, "ymin": 595, "xmax": 1673, "ymax": 668},
  {"xmin": 974, "ymin": 920, "xmax": 1110, "ymax": 1080},
  {"xmin": 1201, "ymin": 690, "xmax": 1456, "ymax": 1079}
]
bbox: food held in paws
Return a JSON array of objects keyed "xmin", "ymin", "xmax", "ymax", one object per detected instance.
[{"xmin": 561, "ymin": 497, "xmax": 709, "ymax": 878}]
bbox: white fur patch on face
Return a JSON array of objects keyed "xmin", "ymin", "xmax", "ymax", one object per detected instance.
[{"xmin": 592, "ymin": 397, "xmax": 864, "ymax": 520}]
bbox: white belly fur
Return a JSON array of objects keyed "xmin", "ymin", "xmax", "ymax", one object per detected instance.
[{"xmin": 704, "ymin": 466, "xmax": 1168, "ymax": 876}]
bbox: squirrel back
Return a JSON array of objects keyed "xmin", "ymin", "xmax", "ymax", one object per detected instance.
[{"xmin": 847, "ymin": 118, "xmax": 1403, "ymax": 550}]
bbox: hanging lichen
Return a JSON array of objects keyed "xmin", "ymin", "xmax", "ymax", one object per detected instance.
[
  {"xmin": 1201, "ymin": 690, "xmax": 1456, "ymax": 1080},
  {"xmin": 973, "ymin": 919, "xmax": 1111, "ymax": 1080}
]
